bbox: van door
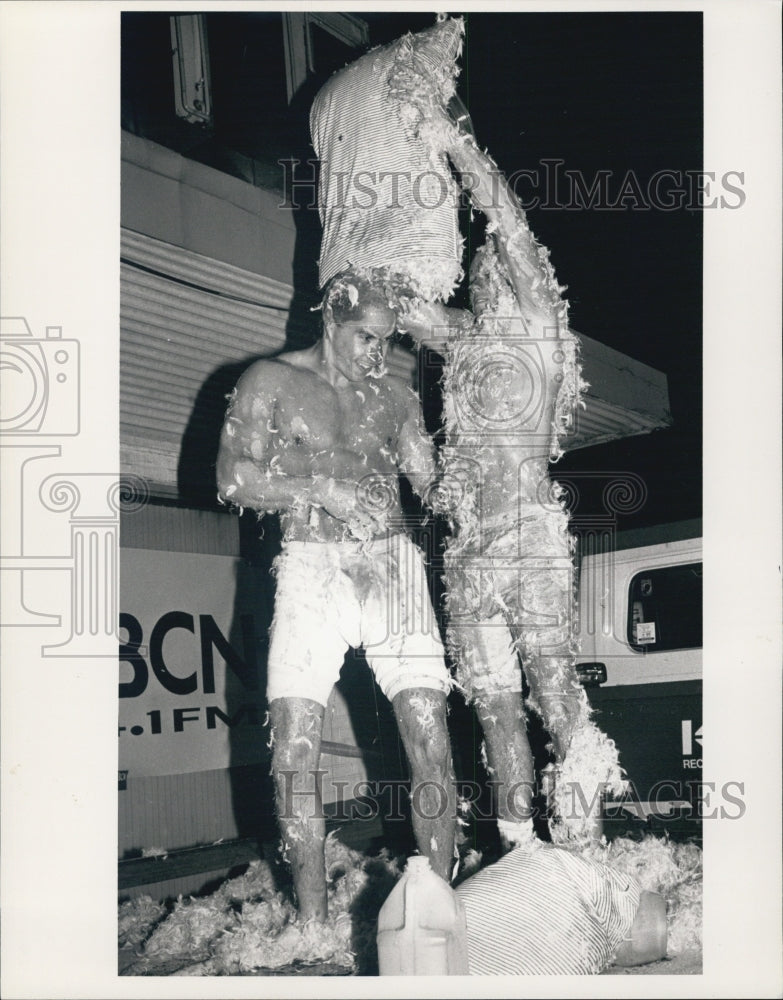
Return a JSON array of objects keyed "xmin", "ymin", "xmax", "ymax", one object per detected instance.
[{"xmin": 575, "ymin": 527, "xmax": 702, "ymax": 835}]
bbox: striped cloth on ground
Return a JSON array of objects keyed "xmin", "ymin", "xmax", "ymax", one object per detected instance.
[
  {"xmin": 309, "ymin": 18, "xmax": 463, "ymax": 299},
  {"xmin": 455, "ymin": 845, "xmax": 641, "ymax": 975}
]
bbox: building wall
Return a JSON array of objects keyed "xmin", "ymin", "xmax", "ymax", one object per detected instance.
[
  {"xmin": 121, "ymin": 130, "xmax": 299, "ymax": 285},
  {"xmin": 120, "ymin": 130, "xmax": 416, "ymax": 500}
]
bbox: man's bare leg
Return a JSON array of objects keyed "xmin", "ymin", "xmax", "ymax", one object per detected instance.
[
  {"xmin": 391, "ymin": 687, "xmax": 456, "ymax": 881},
  {"xmin": 520, "ymin": 649, "xmax": 587, "ymax": 760},
  {"xmin": 473, "ymin": 689, "xmax": 537, "ymax": 851},
  {"xmin": 521, "ymin": 644, "xmax": 607, "ymax": 840},
  {"xmin": 269, "ymin": 696, "xmax": 328, "ymax": 922}
]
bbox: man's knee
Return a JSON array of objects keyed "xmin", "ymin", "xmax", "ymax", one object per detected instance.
[
  {"xmin": 474, "ymin": 689, "xmax": 526, "ymax": 730},
  {"xmin": 393, "ymin": 690, "xmax": 450, "ymax": 768}
]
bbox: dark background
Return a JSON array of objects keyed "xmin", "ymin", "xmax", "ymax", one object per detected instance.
[
  {"xmin": 399, "ymin": 12, "xmax": 703, "ymax": 533},
  {"xmin": 123, "ymin": 10, "xmax": 703, "ymax": 532},
  {"xmin": 454, "ymin": 13, "xmax": 703, "ymax": 528}
]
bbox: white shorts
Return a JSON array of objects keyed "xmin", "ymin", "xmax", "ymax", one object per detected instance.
[{"xmin": 267, "ymin": 534, "xmax": 450, "ymax": 707}]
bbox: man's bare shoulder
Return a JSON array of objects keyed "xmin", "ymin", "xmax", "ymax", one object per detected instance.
[{"xmin": 236, "ymin": 351, "xmax": 320, "ymax": 396}]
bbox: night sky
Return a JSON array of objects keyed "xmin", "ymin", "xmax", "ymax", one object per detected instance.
[{"xmin": 364, "ymin": 11, "xmax": 704, "ymax": 532}]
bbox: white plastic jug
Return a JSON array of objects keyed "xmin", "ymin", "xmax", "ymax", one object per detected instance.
[{"xmin": 377, "ymin": 855, "xmax": 469, "ymax": 975}]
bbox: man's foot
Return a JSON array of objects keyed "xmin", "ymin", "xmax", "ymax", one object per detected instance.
[
  {"xmin": 497, "ymin": 817, "xmax": 542, "ymax": 853},
  {"xmin": 274, "ymin": 912, "xmax": 353, "ymax": 966}
]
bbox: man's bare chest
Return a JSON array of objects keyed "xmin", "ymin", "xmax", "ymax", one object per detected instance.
[{"xmin": 274, "ymin": 377, "xmax": 403, "ymax": 456}]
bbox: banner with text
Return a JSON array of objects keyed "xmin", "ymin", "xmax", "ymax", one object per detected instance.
[{"xmin": 119, "ymin": 547, "xmax": 274, "ymax": 777}]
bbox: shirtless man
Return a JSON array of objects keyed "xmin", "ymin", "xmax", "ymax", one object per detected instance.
[
  {"xmin": 399, "ymin": 128, "xmax": 623, "ymax": 848},
  {"xmin": 216, "ymin": 272, "xmax": 456, "ymax": 922}
]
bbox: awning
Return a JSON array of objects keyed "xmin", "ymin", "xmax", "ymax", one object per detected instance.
[{"xmin": 120, "ymin": 230, "xmax": 671, "ymax": 500}]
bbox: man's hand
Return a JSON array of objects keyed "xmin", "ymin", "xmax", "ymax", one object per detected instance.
[
  {"xmin": 317, "ymin": 478, "xmax": 390, "ymax": 539},
  {"xmin": 396, "ymin": 298, "xmax": 450, "ymax": 343}
]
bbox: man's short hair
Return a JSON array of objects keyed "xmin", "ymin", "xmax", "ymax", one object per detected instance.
[{"xmin": 322, "ymin": 270, "xmax": 396, "ymax": 326}]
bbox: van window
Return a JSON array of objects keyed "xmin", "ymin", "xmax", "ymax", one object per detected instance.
[{"xmin": 627, "ymin": 562, "xmax": 702, "ymax": 652}]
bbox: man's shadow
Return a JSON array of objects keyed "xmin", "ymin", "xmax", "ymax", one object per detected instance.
[
  {"xmin": 172, "ymin": 67, "xmax": 407, "ymax": 890},
  {"xmin": 175, "ymin": 100, "xmax": 323, "ymax": 875},
  {"xmin": 176, "ymin": 358, "xmax": 281, "ymax": 863}
]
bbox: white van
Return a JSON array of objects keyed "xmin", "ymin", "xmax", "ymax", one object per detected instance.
[{"xmin": 574, "ymin": 519, "xmax": 702, "ymax": 834}]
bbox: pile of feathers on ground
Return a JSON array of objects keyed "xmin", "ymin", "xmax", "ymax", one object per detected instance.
[{"xmin": 118, "ymin": 830, "xmax": 702, "ymax": 976}]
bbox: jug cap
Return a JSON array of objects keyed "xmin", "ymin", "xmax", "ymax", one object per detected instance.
[{"xmin": 406, "ymin": 855, "xmax": 431, "ymax": 873}]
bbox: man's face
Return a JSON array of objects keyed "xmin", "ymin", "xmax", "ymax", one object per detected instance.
[{"xmin": 326, "ymin": 303, "xmax": 396, "ymax": 382}]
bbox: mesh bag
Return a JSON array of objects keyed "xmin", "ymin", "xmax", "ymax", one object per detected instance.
[{"xmin": 455, "ymin": 846, "xmax": 642, "ymax": 975}]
